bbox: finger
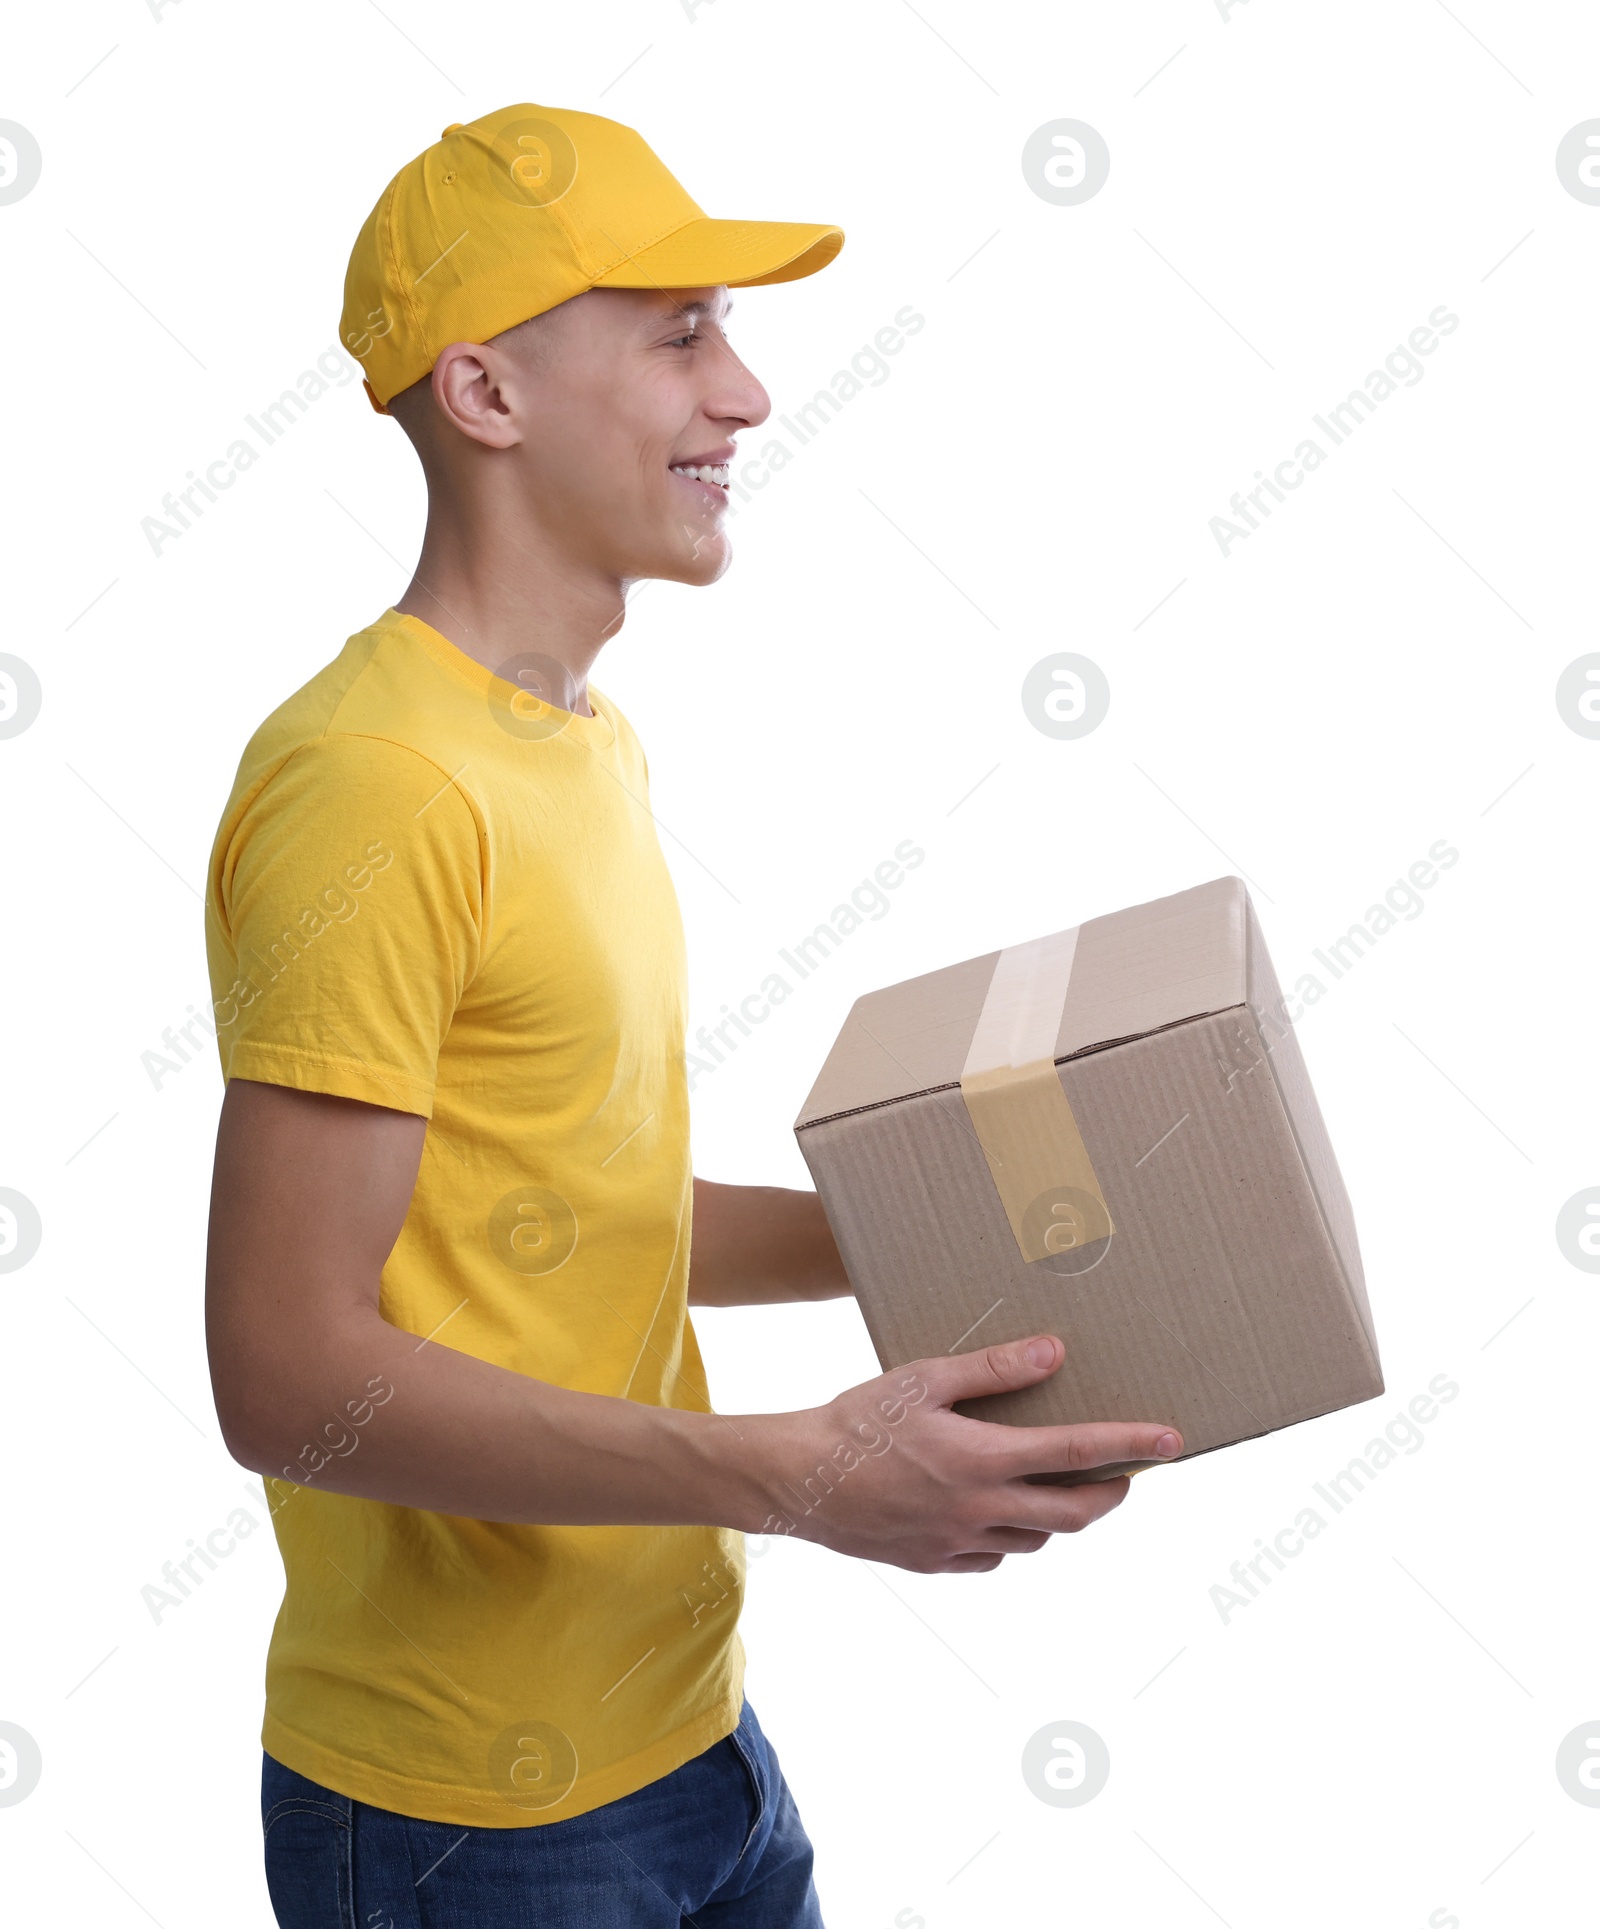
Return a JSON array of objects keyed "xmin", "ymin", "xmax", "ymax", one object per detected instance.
[
  {"xmin": 1039, "ymin": 1474, "xmax": 1130, "ymax": 1533},
  {"xmin": 943, "ymin": 1552, "xmax": 1005, "ymax": 1574},
  {"xmin": 911, "ymin": 1334, "xmax": 1066, "ymax": 1410},
  {"xmin": 973, "ymin": 1526, "xmax": 1053, "ymax": 1555},
  {"xmin": 984, "ymin": 1475, "xmax": 1133, "ymax": 1537},
  {"xmin": 992, "ymin": 1420, "xmax": 1183, "ymax": 1480}
]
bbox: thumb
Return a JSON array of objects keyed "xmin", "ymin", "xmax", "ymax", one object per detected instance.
[{"xmin": 920, "ymin": 1333, "xmax": 1065, "ymax": 1409}]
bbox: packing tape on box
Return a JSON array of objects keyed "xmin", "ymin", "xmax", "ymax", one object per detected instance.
[{"xmin": 957, "ymin": 926, "xmax": 1114, "ymax": 1264}]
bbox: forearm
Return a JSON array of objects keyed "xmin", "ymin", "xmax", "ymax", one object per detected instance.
[
  {"xmin": 205, "ymin": 1086, "xmax": 842, "ymax": 1525},
  {"xmin": 204, "ymin": 1088, "xmax": 1169, "ymax": 1570},
  {"xmin": 219, "ymin": 1307, "xmax": 777, "ymax": 1530},
  {"xmin": 688, "ymin": 1178, "xmax": 854, "ymax": 1305}
]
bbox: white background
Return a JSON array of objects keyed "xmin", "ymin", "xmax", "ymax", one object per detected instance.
[{"xmin": 3, "ymin": 2, "xmax": 1598, "ymax": 1924}]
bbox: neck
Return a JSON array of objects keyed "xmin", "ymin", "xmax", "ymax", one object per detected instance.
[{"xmin": 393, "ymin": 485, "xmax": 628, "ymax": 718}]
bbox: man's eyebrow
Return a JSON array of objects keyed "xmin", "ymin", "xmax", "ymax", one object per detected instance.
[{"xmin": 651, "ymin": 297, "xmax": 734, "ymax": 326}]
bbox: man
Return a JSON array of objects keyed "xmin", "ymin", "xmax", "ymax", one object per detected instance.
[{"xmin": 203, "ymin": 103, "xmax": 1183, "ymax": 1928}]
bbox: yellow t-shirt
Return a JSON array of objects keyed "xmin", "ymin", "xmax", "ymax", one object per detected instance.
[{"xmin": 204, "ymin": 606, "xmax": 743, "ymax": 1828}]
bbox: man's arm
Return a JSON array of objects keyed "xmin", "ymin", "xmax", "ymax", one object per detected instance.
[
  {"xmin": 688, "ymin": 1178, "xmax": 853, "ymax": 1306},
  {"xmin": 206, "ymin": 1078, "xmax": 1183, "ymax": 1573}
]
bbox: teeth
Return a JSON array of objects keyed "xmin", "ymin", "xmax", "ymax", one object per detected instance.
[{"xmin": 671, "ymin": 463, "xmax": 730, "ymax": 486}]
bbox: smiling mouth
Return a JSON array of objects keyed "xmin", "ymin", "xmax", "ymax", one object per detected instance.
[{"xmin": 669, "ymin": 462, "xmax": 731, "ymax": 491}]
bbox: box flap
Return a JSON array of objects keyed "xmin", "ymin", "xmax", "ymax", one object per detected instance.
[{"xmin": 796, "ymin": 875, "xmax": 1250, "ymax": 1129}]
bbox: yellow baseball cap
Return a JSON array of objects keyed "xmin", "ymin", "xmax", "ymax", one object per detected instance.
[{"xmin": 341, "ymin": 103, "xmax": 845, "ymax": 412}]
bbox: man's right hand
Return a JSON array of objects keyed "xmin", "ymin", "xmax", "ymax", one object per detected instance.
[{"xmin": 732, "ymin": 1337, "xmax": 1183, "ymax": 1574}]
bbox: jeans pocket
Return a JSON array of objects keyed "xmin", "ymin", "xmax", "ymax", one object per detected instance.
[
  {"xmin": 724, "ymin": 1706, "xmax": 769, "ymax": 1866},
  {"xmin": 263, "ymin": 1756, "xmax": 356, "ymax": 1929}
]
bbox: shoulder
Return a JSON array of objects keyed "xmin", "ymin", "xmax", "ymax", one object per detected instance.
[
  {"xmin": 208, "ymin": 733, "xmax": 485, "ymax": 938},
  {"xmin": 216, "ymin": 617, "xmax": 487, "ymax": 844},
  {"xmin": 227, "ymin": 731, "xmax": 482, "ymax": 843}
]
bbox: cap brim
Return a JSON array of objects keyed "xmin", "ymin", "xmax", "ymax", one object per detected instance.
[{"xmin": 590, "ymin": 217, "xmax": 843, "ymax": 293}]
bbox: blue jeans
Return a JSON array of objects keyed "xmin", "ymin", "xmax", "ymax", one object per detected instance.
[{"xmin": 261, "ymin": 1699, "xmax": 824, "ymax": 1927}]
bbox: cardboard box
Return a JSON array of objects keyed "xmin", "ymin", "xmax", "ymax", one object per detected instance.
[{"xmin": 794, "ymin": 877, "xmax": 1382, "ymax": 1479}]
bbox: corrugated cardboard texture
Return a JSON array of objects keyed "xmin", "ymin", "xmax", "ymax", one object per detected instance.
[
  {"xmin": 795, "ymin": 877, "xmax": 1382, "ymax": 1475},
  {"xmin": 1242, "ymin": 896, "xmax": 1377, "ymax": 1358}
]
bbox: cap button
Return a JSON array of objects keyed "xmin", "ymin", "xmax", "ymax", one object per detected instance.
[{"xmin": 440, "ymin": 123, "xmax": 464, "ymax": 137}]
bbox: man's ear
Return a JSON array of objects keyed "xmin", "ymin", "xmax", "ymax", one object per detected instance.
[{"xmin": 431, "ymin": 341, "xmax": 521, "ymax": 450}]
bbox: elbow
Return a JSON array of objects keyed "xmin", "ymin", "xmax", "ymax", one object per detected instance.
[
  {"xmin": 209, "ymin": 1374, "xmax": 288, "ymax": 1482},
  {"xmin": 215, "ymin": 1407, "xmax": 278, "ymax": 1481}
]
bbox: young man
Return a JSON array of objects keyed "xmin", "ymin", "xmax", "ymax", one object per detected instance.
[{"xmin": 203, "ymin": 103, "xmax": 1183, "ymax": 1928}]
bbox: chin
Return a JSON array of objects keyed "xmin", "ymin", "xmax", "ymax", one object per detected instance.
[{"xmin": 652, "ymin": 529, "xmax": 732, "ymax": 588}]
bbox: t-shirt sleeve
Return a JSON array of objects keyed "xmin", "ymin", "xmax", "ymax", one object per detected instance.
[{"xmin": 209, "ymin": 732, "xmax": 484, "ymax": 1117}]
